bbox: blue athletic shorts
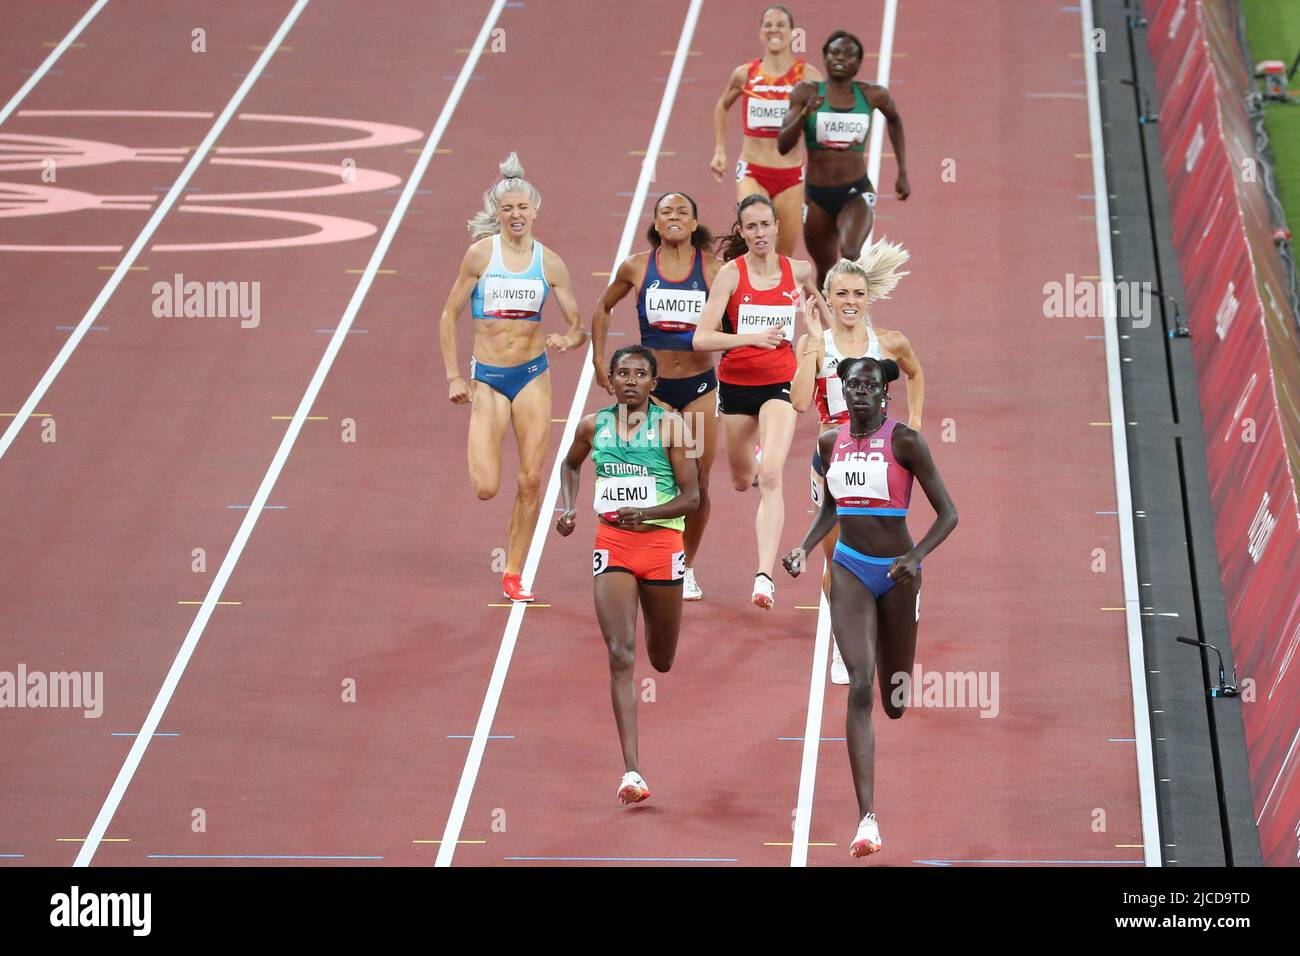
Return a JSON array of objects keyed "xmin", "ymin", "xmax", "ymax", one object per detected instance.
[
  {"xmin": 471, "ymin": 352, "xmax": 548, "ymax": 402},
  {"xmin": 832, "ymin": 540, "xmax": 918, "ymax": 599}
]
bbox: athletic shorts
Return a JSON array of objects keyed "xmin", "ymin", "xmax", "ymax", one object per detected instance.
[
  {"xmin": 593, "ymin": 524, "xmax": 685, "ymax": 585},
  {"xmin": 805, "ymin": 174, "xmax": 876, "ymax": 219},
  {"xmin": 717, "ymin": 380, "xmax": 791, "ymax": 416},
  {"xmin": 832, "ymin": 539, "xmax": 920, "ymax": 600},
  {"xmin": 470, "ymin": 352, "xmax": 548, "ymax": 402},
  {"xmin": 652, "ymin": 367, "xmax": 717, "ymax": 411},
  {"xmin": 736, "ymin": 159, "xmax": 805, "ymax": 200}
]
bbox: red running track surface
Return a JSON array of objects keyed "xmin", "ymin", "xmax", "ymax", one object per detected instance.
[{"xmin": 0, "ymin": 0, "xmax": 1143, "ymax": 867}]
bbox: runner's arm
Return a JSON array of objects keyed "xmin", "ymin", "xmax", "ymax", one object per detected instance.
[
  {"xmin": 591, "ymin": 256, "xmax": 641, "ymax": 393},
  {"xmin": 543, "ymin": 249, "xmax": 587, "ymax": 351}
]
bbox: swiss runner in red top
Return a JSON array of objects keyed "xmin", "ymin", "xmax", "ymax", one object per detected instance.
[
  {"xmin": 693, "ymin": 194, "xmax": 829, "ymax": 610},
  {"xmin": 710, "ymin": 5, "xmax": 822, "ymax": 257}
]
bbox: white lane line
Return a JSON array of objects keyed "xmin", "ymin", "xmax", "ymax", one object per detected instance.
[
  {"xmin": 72, "ymin": 0, "xmax": 508, "ymax": 867},
  {"xmin": 790, "ymin": 572, "xmax": 833, "ymax": 868},
  {"xmin": 432, "ymin": 0, "xmax": 705, "ymax": 869},
  {"xmin": 791, "ymin": 0, "xmax": 897, "ymax": 869},
  {"xmin": 864, "ymin": 0, "xmax": 898, "ymax": 247},
  {"xmin": 0, "ymin": 0, "xmax": 109, "ymax": 127},
  {"xmin": 1081, "ymin": 0, "xmax": 1161, "ymax": 868},
  {"xmin": 0, "ymin": 1, "xmax": 308, "ymax": 462}
]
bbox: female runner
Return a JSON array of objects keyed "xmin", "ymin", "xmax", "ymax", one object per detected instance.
[
  {"xmin": 440, "ymin": 153, "xmax": 586, "ymax": 602},
  {"xmin": 693, "ymin": 194, "xmax": 828, "ymax": 609},
  {"xmin": 777, "ymin": 30, "xmax": 910, "ymax": 288},
  {"xmin": 557, "ymin": 345, "xmax": 700, "ymax": 805},
  {"xmin": 709, "ymin": 4, "xmax": 821, "ymax": 257},
  {"xmin": 791, "ymin": 241, "xmax": 924, "ymax": 683},
  {"xmin": 591, "ymin": 192, "xmax": 722, "ymax": 601},
  {"xmin": 782, "ymin": 357, "xmax": 956, "ymax": 856}
]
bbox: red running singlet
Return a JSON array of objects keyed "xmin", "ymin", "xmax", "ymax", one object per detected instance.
[
  {"xmin": 719, "ymin": 255, "xmax": 799, "ymax": 386},
  {"xmin": 741, "ymin": 59, "xmax": 806, "ymax": 138}
]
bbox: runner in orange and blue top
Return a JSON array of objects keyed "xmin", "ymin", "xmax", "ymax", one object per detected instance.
[
  {"xmin": 790, "ymin": 241, "xmax": 924, "ymax": 684},
  {"xmin": 783, "ymin": 356, "xmax": 956, "ymax": 858},
  {"xmin": 777, "ymin": 30, "xmax": 911, "ymax": 288},
  {"xmin": 440, "ymin": 153, "xmax": 587, "ymax": 603},
  {"xmin": 711, "ymin": 4, "xmax": 822, "ymax": 257},
  {"xmin": 592, "ymin": 192, "xmax": 722, "ymax": 601},
  {"xmin": 557, "ymin": 345, "xmax": 700, "ymax": 807}
]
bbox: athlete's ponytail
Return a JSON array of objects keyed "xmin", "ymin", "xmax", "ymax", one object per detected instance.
[
  {"xmin": 836, "ymin": 355, "xmax": 900, "ymax": 385},
  {"xmin": 644, "ymin": 191, "xmax": 714, "ymax": 249},
  {"xmin": 715, "ymin": 194, "xmax": 777, "ymax": 262},
  {"xmin": 823, "ymin": 237, "xmax": 911, "ymax": 301},
  {"xmin": 466, "ymin": 152, "xmax": 542, "ymax": 240}
]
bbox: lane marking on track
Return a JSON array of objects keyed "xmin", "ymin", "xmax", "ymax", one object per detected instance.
[
  {"xmin": 433, "ymin": 0, "xmax": 704, "ymax": 869},
  {"xmin": 487, "ymin": 603, "xmax": 551, "ymax": 608},
  {"xmin": 792, "ymin": 0, "xmax": 897, "ymax": 871},
  {"xmin": 176, "ymin": 601, "xmax": 241, "ymax": 606},
  {"xmin": 0, "ymin": 1, "xmax": 310, "ymax": 463},
  {"xmin": 501, "ymin": 858, "xmax": 738, "ymax": 868},
  {"xmin": 147, "ymin": 854, "xmax": 383, "ymax": 860},
  {"xmin": 765, "ymin": 842, "xmax": 836, "ymax": 847},
  {"xmin": 1081, "ymin": 0, "xmax": 1160, "ymax": 867},
  {"xmin": 0, "ymin": 0, "xmax": 108, "ymax": 126},
  {"xmin": 57, "ymin": 837, "xmax": 128, "ymax": 843},
  {"xmin": 97, "ymin": 265, "xmax": 148, "ymax": 271},
  {"xmin": 0, "ymin": 413, "xmax": 51, "ymax": 418},
  {"xmin": 71, "ymin": 0, "xmax": 508, "ymax": 868},
  {"xmin": 111, "ymin": 732, "xmax": 179, "ymax": 736},
  {"xmin": 412, "ymin": 840, "xmax": 485, "ymax": 844}
]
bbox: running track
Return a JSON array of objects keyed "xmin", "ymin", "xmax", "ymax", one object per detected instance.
[{"xmin": 0, "ymin": 0, "xmax": 1148, "ymax": 867}]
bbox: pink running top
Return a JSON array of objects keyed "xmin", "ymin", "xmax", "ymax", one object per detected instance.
[{"xmin": 823, "ymin": 418, "xmax": 914, "ymax": 515}]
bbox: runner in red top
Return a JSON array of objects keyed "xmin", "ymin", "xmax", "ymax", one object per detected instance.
[
  {"xmin": 710, "ymin": 5, "xmax": 822, "ymax": 257},
  {"xmin": 693, "ymin": 194, "xmax": 828, "ymax": 608}
]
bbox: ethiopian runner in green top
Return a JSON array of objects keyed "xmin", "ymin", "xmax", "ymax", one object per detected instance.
[
  {"xmin": 777, "ymin": 29, "xmax": 911, "ymax": 289},
  {"xmin": 557, "ymin": 345, "xmax": 700, "ymax": 807}
]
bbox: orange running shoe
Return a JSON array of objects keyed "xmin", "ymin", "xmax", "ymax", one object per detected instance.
[
  {"xmin": 502, "ymin": 573, "xmax": 535, "ymax": 602},
  {"xmin": 849, "ymin": 812, "xmax": 882, "ymax": 857},
  {"xmin": 618, "ymin": 771, "xmax": 650, "ymax": 806}
]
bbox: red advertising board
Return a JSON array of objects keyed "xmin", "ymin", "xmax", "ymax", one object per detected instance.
[{"xmin": 1146, "ymin": 0, "xmax": 1300, "ymax": 866}]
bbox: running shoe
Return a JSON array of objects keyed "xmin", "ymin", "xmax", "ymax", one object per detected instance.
[
  {"xmin": 830, "ymin": 639, "xmax": 849, "ymax": 685},
  {"xmin": 751, "ymin": 572, "xmax": 775, "ymax": 609},
  {"xmin": 850, "ymin": 812, "xmax": 882, "ymax": 857},
  {"xmin": 683, "ymin": 567, "xmax": 703, "ymax": 601},
  {"xmin": 618, "ymin": 771, "xmax": 650, "ymax": 806},
  {"xmin": 502, "ymin": 573, "xmax": 535, "ymax": 602}
]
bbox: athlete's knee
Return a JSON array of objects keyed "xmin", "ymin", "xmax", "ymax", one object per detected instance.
[
  {"xmin": 470, "ymin": 473, "xmax": 499, "ymax": 501},
  {"xmin": 882, "ymin": 700, "xmax": 907, "ymax": 720},
  {"xmin": 731, "ymin": 473, "xmax": 753, "ymax": 493},
  {"xmin": 842, "ymin": 240, "xmax": 865, "ymax": 262},
  {"xmin": 756, "ymin": 465, "xmax": 783, "ymax": 493},
  {"xmin": 607, "ymin": 640, "xmax": 635, "ymax": 674},
  {"xmin": 648, "ymin": 646, "xmax": 676, "ymax": 673},
  {"xmin": 515, "ymin": 469, "xmax": 542, "ymax": 501},
  {"xmin": 847, "ymin": 674, "xmax": 876, "ymax": 713}
]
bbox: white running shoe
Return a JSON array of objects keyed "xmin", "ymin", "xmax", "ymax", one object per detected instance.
[
  {"xmin": 683, "ymin": 567, "xmax": 703, "ymax": 601},
  {"xmin": 618, "ymin": 771, "xmax": 650, "ymax": 806},
  {"xmin": 830, "ymin": 639, "xmax": 849, "ymax": 685},
  {"xmin": 751, "ymin": 572, "xmax": 775, "ymax": 609},
  {"xmin": 850, "ymin": 812, "xmax": 882, "ymax": 857}
]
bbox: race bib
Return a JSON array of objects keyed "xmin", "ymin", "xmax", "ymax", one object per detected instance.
[
  {"xmin": 827, "ymin": 453, "xmax": 889, "ymax": 501},
  {"xmin": 825, "ymin": 375, "xmax": 848, "ymax": 418},
  {"xmin": 594, "ymin": 476, "xmax": 657, "ymax": 515},
  {"xmin": 735, "ymin": 303, "xmax": 795, "ymax": 341},
  {"xmin": 593, "ymin": 549, "xmax": 610, "ymax": 576},
  {"xmin": 746, "ymin": 95, "xmax": 790, "ymax": 130},
  {"xmin": 645, "ymin": 285, "xmax": 706, "ymax": 332},
  {"xmin": 481, "ymin": 276, "xmax": 544, "ymax": 318},
  {"xmin": 815, "ymin": 112, "xmax": 870, "ymax": 149},
  {"xmin": 671, "ymin": 551, "xmax": 686, "ymax": 580}
]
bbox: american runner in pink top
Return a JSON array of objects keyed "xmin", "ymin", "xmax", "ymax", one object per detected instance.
[{"xmin": 782, "ymin": 355, "xmax": 956, "ymax": 860}]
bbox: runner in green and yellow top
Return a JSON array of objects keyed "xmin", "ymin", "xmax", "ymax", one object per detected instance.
[
  {"xmin": 557, "ymin": 344, "xmax": 700, "ymax": 807},
  {"xmin": 777, "ymin": 29, "xmax": 910, "ymax": 289}
]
